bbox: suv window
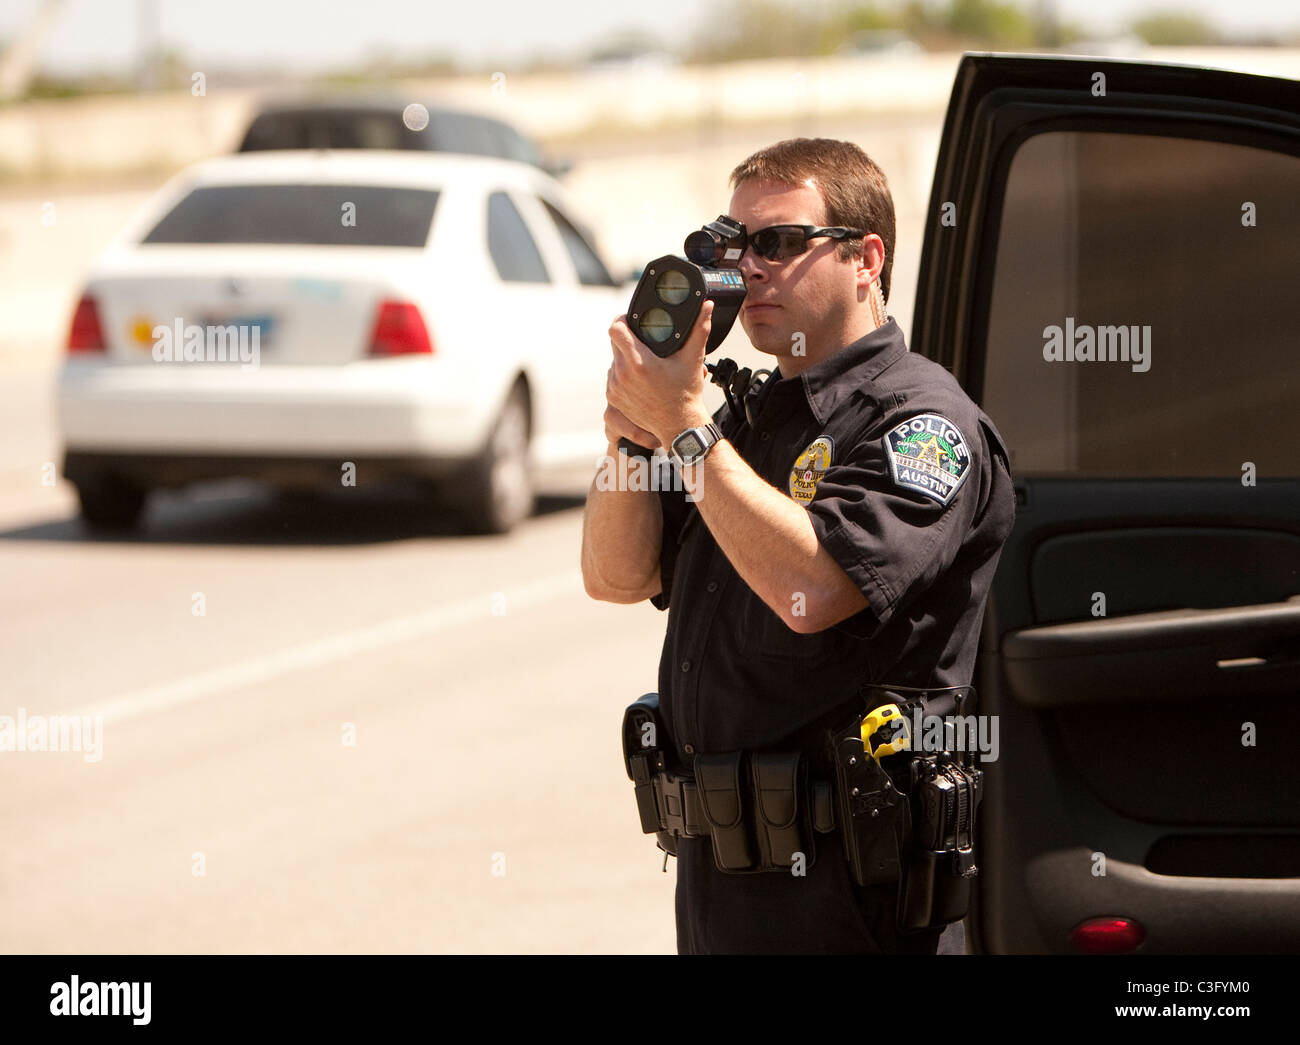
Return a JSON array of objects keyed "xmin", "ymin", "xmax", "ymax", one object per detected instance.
[
  {"xmin": 141, "ymin": 184, "xmax": 439, "ymax": 246},
  {"xmin": 981, "ymin": 130, "xmax": 1299, "ymax": 477},
  {"xmin": 499, "ymin": 125, "xmax": 545, "ymax": 168},
  {"xmin": 486, "ymin": 191, "xmax": 549, "ymax": 283},
  {"xmin": 239, "ymin": 112, "xmax": 417, "ymax": 151},
  {"xmin": 430, "ymin": 111, "xmax": 502, "ymax": 159},
  {"xmin": 540, "ymin": 200, "xmax": 615, "ymax": 286}
]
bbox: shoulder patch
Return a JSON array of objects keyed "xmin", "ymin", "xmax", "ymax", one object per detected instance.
[
  {"xmin": 884, "ymin": 414, "xmax": 971, "ymax": 505},
  {"xmin": 788, "ymin": 434, "xmax": 834, "ymax": 506}
]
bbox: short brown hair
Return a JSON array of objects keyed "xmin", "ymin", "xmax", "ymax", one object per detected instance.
[{"xmin": 729, "ymin": 138, "xmax": 896, "ymax": 302}]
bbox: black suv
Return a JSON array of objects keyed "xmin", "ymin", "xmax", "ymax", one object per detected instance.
[
  {"xmin": 915, "ymin": 54, "xmax": 1300, "ymax": 954},
  {"xmin": 236, "ymin": 96, "xmax": 570, "ymax": 177}
]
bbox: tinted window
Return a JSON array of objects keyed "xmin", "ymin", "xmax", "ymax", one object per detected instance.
[
  {"xmin": 499, "ymin": 125, "xmax": 544, "ymax": 168},
  {"xmin": 239, "ymin": 112, "xmax": 422, "ymax": 151},
  {"xmin": 430, "ymin": 111, "xmax": 502, "ymax": 159},
  {"xmin": 541, "ymin": 200, "xmax": 615, "ymax": 286},
  {"xmin": 486, "ymin": 192, "xmax": 549, "ymax": 283},
  {"xmin": 141, "ymin": 185, "xmax": 439, "ymax": 246},
  {"xmin": 981, "ymin": 131, "xmax": 1300, "ymax": 477}
]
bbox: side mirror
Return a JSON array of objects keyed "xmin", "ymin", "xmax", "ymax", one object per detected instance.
[{"xmin": 542, "ymin": 156, "xmax": 573, "ymax": 179}]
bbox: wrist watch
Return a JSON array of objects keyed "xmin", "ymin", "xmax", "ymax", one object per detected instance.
[{"xmin": 671, "ymin": 422, "xmax": 723, "ymax": 466}]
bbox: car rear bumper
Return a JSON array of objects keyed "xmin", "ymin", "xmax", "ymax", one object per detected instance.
[
  {"xmin": 62, "ymin": 449, "xmax": 473, "ymax": 489},
  {"xmin": 57, "ymin": 359, "xmax": 495, "ymax": 459}
]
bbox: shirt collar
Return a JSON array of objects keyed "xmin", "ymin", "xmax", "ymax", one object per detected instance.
[{"xmin": 758, "ymin": 319, "xmax": 908, "ymax": 428}]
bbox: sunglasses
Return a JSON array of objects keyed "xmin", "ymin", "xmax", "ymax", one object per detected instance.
[{"xmin": 745, "ymin": 224, "xmax": 865, "ymax": 261}]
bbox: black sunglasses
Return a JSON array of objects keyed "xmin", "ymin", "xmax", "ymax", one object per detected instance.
[{"xmin": 746, "ymin": 224, "xmax": 865, "ymax": 261}]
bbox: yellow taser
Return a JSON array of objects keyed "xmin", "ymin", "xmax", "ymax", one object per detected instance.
[{"xmin": 861, "ymin": 703, "xmax": 912, "ymax": 762}]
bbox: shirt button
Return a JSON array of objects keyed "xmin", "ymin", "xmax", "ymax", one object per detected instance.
[
  {"xmin": 681, "ymin": 659, "xmax": 692, "ymax": 673},
  {"xmin": 683, "ymin": 744, "xmax": 695, "ymax": 755},
  {"xmin": 706, "ymin": 581, "xmax": 718, "ymax": 593},
  {"xmin": 761, "ymin": 431, "xmax": 771, "ymax": 441}
]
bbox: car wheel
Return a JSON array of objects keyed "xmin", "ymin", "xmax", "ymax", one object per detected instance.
[
  {"xmin": 75, "ymin": 474, "xmax": 148, "ymax": 531},
  {"xmin": 459, "ymin": 386, "xmax": 534, "ymax": 535}
]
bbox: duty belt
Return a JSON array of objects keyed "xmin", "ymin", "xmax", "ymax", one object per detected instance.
[
  {"xmin": 623, "ymin": 693, "xmax": 837, "ymax": 872},
  {"xmin": 645, "ymin": 769, "xmax": 707, "ymax": 840},
  {"xmin": 622, "ymin": 686, "xmax": 985, "ymax": 932}
]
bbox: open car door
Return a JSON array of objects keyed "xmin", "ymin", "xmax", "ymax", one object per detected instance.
[{"xmin": 911, "ymin": 54, "xmax": 1300, "ymax": 954}]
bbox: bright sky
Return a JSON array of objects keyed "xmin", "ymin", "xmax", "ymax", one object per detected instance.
[{"xmin": 2, "ymin": 0, "xmax": 1297, "ymax": 76}]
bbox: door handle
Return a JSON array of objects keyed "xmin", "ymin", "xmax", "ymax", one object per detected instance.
[{"xmin": 1002, "ymin": 598, "xmax": 1300, "ymax": 706}]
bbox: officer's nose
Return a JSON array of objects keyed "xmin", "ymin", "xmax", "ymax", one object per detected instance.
[{"xmin": 738, "ymin": 245, "xmax": 767, "ymax": 285}]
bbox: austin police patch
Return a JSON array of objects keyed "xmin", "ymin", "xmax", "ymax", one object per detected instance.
[{"xmin": 884, "ymin": 414, "xmax": 971, "ymax": 505}]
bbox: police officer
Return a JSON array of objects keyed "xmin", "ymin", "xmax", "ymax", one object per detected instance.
[{"xmin": 581, "ymin": 138, "xmax": 1016, "ymax": 954}]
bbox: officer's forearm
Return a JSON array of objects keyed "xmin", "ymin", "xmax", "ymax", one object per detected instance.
[
  {"xmin": 580, "ymin": 441, "xmax": 664, "ymax": 603},
  {"xmin": 683, "ymin": 438, "xmax": 864, "ymax": 631}
]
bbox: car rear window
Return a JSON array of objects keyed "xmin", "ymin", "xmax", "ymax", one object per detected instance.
[{"xmin": 140, "ymin": 184, "xmax": 440, "ymax": 247}]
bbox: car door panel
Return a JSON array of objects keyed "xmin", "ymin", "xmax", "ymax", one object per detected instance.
[
  {"xmin": 911, "ymin": 55, "xmax": 1300, "ymax": 954},
  {"xmin": 1006, "ymin": 599, "xmax": 1300, "ymax": 705},
  {"xmin": 1027, "ymin": 518, "xmax": 1300, "ymax": 623}
]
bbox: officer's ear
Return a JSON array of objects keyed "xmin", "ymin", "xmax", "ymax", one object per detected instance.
[{"xmin": 856, "ymin": 233, "xmax": 886, "ymax": 292}]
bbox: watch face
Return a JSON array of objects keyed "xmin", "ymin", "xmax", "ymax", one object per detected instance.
[{"xmin": 677, "ymin": 434, "xmax": 703, "ymax": 458}]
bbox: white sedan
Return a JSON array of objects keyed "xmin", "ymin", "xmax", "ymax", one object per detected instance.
[{"xmin": 58, "ymin": 150, "xmax": 623, "ymax": 533}]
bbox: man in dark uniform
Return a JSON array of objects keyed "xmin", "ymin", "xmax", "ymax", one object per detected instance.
[{"xmin": 581, "ymin": 138, "xmax": 1015, "ymax": 954}]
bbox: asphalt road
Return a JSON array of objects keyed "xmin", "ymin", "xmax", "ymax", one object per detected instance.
[
  {"xmin": 0, "ymin": 461, "xmax": 688, "ymax": 953},
  {"xmin": 0, "ymin": 399, "xmax": 965, "ymax": 956}
]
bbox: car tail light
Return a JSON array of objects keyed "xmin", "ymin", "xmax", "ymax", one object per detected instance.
[
  {"xmin": 1071, "ymin": 916, "xmax": 1145, "ymax": 954},
  {"xmin": 67, "ymin": 294, "xmax": 106, "ymax": 353},
  {"xmin": 368, "ymin": 300, "xmax": 434, "ymax": 356}
]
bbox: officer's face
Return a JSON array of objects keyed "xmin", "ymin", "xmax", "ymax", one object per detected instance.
[{"xmin": 728, "ymin": 178, "xmax": 862, "ymax": 365}]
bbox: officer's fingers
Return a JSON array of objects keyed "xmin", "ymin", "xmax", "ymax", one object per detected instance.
[
  {"xmin": 678, "ymin": 301, "xmax": 709, "ymax": 381},
  {"xmin": 612, "ymin": 340, "xmax": 647, "ymax": 376},
  {"xmin": 606, "ymin": 368, "xmax": 622, "ymax": 416},
  {"xmin": 605, "ymin": 369, "xmax": 638, "ymax": 429},
  {"xmin": 683, "ymin": 299, "xmax": 715, "ymax": 355},
  {"xmin": 607, "ymin": 359, "xmax": 631, "ymax": 408},
  {"xmin": 608, "ymin": 315, "xmax": 637, "ymax": 357},
  {"xmin": 608, "ymin": 404, "xmax": 659, "ymax": 448},
  {"xmin": 604, "ymin": 405, "xmax": 659, "ymax": 449},
  {"xmin": 607, "ymin": 355, "xmax": 642, "ymax": 410},
  {"xmin": 611, "ymin": 323, "xmax": 650, "ymax": 369}
]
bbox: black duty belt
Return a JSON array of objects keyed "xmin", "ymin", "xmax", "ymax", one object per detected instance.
[
  {"xmin": 645, "ymin": 769, "xmax": 706, "ymax": 840},
  {"xmin": 623, "ymin": 694, "xmax": 836, "ymax": 873},
  {"xmin": 623, "ymin": 685, "xmax": 985, "ymax": 934}
]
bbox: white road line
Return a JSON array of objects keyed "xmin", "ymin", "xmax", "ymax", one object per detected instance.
[{"xmin": 70, "ymin": 570, "xmax": 585, "ymax": 726}]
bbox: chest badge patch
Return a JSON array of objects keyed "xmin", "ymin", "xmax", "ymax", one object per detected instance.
[
  {"xmin": 788, "ymin": 435, "xmax": 834, "ymax": 506},
  {"xmin": 885, "ymin": 414, "xmax": 971, "ymax": 505}
]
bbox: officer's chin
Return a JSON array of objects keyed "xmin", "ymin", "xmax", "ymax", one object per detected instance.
[{"xmin": 739, "ymin": 318, "xmax": 787, "ymax": 356}]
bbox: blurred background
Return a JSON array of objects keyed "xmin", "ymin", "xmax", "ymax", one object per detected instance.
[{"xmin": 1, "ymin": 0, "xmax": 1297, "ymax": 954}]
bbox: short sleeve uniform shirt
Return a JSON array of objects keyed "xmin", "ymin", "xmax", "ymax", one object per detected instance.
[{"xmin": 651, "ymin": 318, "xmax": 1015, "ymax": 771}]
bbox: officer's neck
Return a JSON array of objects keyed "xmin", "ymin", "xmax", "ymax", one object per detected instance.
[{"xmin": 776, "ymin": 313, "xmax": 887, "ymax": 380}]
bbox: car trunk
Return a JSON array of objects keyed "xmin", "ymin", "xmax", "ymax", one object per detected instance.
[{"xmin": 85, "ymin": 246, "xmax": 430, "ymax": 366}]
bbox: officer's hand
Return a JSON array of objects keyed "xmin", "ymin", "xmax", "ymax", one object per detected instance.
[
  {"xmin": 603, "ymin": 401, "xmax": 660, "ymax": 450},
  {"xmin": 608, "ymin": 302, "xmax": 713, "ymax": 449},
  {"xmin": 606, "ymin": 313, "xmax": 662, "ymax": 448}
]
